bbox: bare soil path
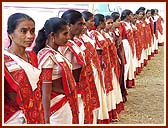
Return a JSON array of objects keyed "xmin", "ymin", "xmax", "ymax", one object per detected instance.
[{"xmin": 113, "ymin": 46, "xmax": 165, "ymax": 125}]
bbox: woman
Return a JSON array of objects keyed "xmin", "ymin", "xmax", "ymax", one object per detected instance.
[
  {"xmin": 61, "ymin": 10, "xmax": 100, "ymax": 124},
  {"xmin": 130, "ymin": 13, "xmax": 141, "ymax": 75},
  {"xmin": 95, "ymin": 14, "xmax": 124, "ymax": 122},
  {"xmin": 93, "ymin": 14, "xmax": 113, "ymax": 97},
  {"xmin": 155, "ymin": 9, "xmax": 164, "ymax": 46},
  {"xmin": 104, "ymin": 15, "xmax": 120, "ymax": 83},
  {"xmin": 150, "ymin": 9, "xmax": 159, "ymax": 55},
  {"xmin": 145, "ymin": 9, "xmax": 154, "ymax": 60},
  {"xmin": 81, "ymin": 11, "xmax": 110, "ymax": 124},
  {"xmin": 141, "ymin": 12, "xmax": 149, "ymax": 66},
  {"xmin": 110, "ymin": 12, "xmax": 128, "ymax": 102},
  {"xmin": 33, "ymin": 17, "xmax": 79, "ymax": 124},
  {"xmin": 135, "ymin": 9, "xmax": 147, "ymax": 72},
  {"xmin": 120, "ymin": 9, "xmax": 136, "ymax": 88},
  {"xmin": 104, "ymin": 15, "xmax": 113, "ymax": 35},
  {"xmin": 4, "ymin": 13, "xmax": 44, "ymax": 124},
  {"xmin": 103, "ymin": 15, "xmax": 125, "ymax": 110}
]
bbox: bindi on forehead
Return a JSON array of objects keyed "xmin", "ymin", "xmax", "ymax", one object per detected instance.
[{"xmin": 15, "ymin": 24, "xmax": 35, "ymax": 34}]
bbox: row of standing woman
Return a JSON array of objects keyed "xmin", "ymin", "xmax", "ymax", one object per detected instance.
[{"xmin": 4, "ymin": 7, "xmax": 164, "ymax": 124}]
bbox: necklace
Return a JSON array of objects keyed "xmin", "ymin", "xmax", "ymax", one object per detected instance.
[
  {"xmin": 8, "ymin": 48, "xmax": 31, "ymax": 63},
  {"xmin": 7, "ymin": 48, "xmax": 35, "ymax": 73}
]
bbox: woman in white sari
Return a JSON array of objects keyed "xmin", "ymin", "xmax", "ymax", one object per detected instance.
[{"xmin": 4, "ymin": 13, "xmax": 44, "ymax": 124}]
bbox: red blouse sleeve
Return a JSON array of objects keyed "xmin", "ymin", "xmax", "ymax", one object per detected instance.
[{"xmin": 41, "ymin": 68, "xmax": 53, "ymax": 82}]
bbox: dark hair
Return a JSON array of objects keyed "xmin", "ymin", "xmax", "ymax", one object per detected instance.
[
  {"xmin": 146, "ymin": 9, "xmax": 151, "ymax": 14},
  {"xmin": 151, "ymin": 9, "xmax": 156, "ymax": 15},
  {"xmin": 94, "ymin": 14, "xmax": 105, "ymax": 27},
  {"xmin": 81, "ymin": 11, "xmax": 93, "ymax": 22},
  {"xmin": 7, "ymin": 13, "xmax": 35, "ymax": 46},
  {"xmin": 61, "ymin": 9, "xmax": 82, "ymax": 25},
  {"xmin": 136, "ymin": 9, "xmax": 145, "ymax": 15},
  {"xmin": 111, "ymin": 12, "xmax": 120, "ymax": 22},
  {"xmin": 155, "ymin": 9, "xmax": 159, "ymax": 13},
  {"xmin": 111, "ymin": 11, "xmax": 120, "ymax": 16},
  {"xmin": 135, "ymin": 10, "xmax": 139, "ymax": 15},
  {"xmin": 105, "ymin": 15, "xmax": 112, "ymax": 21},
  {"xmin": 121, "ymin": 9, "xmax": 133, "ymax": 21},
  {"xmin": 138, "ymin": 7, "xmax": 146, "ymax": 11},
  {"xmin": 33, "ymin": 17, "xmax": 67, "ymax": 54}
]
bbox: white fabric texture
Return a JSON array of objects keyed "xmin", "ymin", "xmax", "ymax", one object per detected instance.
[
  {"xmin": 91, "ymin": 61, "xmax": 109, "ymax": 123},
  {"xmin": 5, "ymin": 110, "xmax": 26, "ymax": 124},
  {"xmin": 4, "ymin": 50, "xmax": 41, "ymax": 91}
]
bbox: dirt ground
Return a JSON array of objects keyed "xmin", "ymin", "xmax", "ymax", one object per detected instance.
[{"xmin": 112, "ymin": 46, "xmax": 165, "ymax": 125}]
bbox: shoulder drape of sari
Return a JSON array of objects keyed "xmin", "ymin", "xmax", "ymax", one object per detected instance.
[
  {"xmin": 4, "ymin": 51, "xmax": 44, "ymax": 124},
  {"xmin": 101, "ymin": 32, "xmax": 120, "ymax": 82},
  {"xmin": 93, "ymin": 31, "xmax": 113, "ymax": 94},
  {"xmin": 67, "ymin": 39, "xmax": 100, "ymax": 123},
  {"xmin": 38, "ymin": 48, "xmax": 79, "ymax": 123}
]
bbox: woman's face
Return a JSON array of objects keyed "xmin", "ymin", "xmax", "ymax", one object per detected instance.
[
  {"xmin": 143, "ymin": 13, "xmax": 146, "ymax": 20},
  {"xmin": 137, "ymin": 12, "xmax": 144, "ymax": 20},
  {"xmin": 113, "ymin": 18, "xmax": 121, "ymax": 28},
  {"xmin": 129, "ymin": 13, "xmax": 134, "ymax": 20},
  {"xmin": 105, "ymin": 18, "xmax": 113, "ymax": 30},
  {"xmin": 55, "ymin": 25, "xmax": 69, "ymax": 46},
  {"xmin": 131, "ymin": 15, "xmax": 137, "ymax": 24},
  {"xmin": 146, "ymin": 11, "xmax": 151, "ymax": 18},
  {"xmin": 100, "ymin": 19, "xmax": 106, "ymax": 29},
  {"xmin": 85, "ymin": 16, "xmax": 95, "ymax": 29},
  {"xmin": 9, "ymin": 19, "xmax": 35, "ymax": 48},
  {"xmin": 70, "ymin": 17, "xmax": 85, "ymax": 36},
  {"xmin": 80, "ymin": 20, "xmax": 87, "ymax": 35}
]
